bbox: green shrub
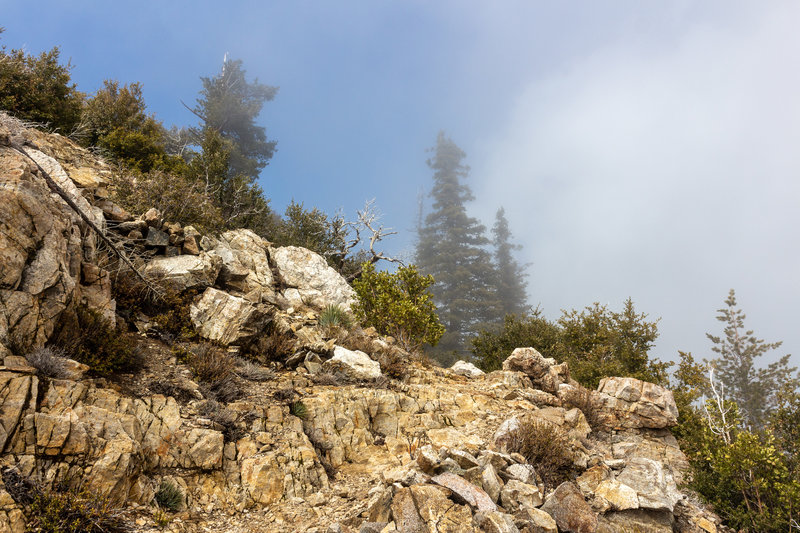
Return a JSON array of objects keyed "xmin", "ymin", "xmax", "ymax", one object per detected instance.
[
  {"xmin": 318, "ymin": 304, "xmax": 352, "ymax": 334},
  {"xmin": 351, "ymin": 263, "xmax": 444, "ymax": 353},
  {"xmin": 504, "ymin": 419, "xmax": 575, "ymax": 491},
  {"xmin": 153, "ymin": 480, "xmax": 182, "ymax": 512},
  {"xmin": 51, "ymin": 306, "xmax": 142, "ymax": 376},
  {"xmin": 471, "ymin": 311, "xmax": 560, "ymax": 372},
  {"xmin": 24, "ymin": 485, "xmax": 125, "ymax": 533},
  {"xmin": 471, "ymin": 299, "xmax": 670, "ymax": 389},
  {"xmin": 0, "ymin": 31, "xmax": 83, "ymax": 133},
  {"xmin": 290, "ymin": 401, "xmax": 308, "ymax": 420}
]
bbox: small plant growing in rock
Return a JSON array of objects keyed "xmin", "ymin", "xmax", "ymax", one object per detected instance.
[
  {"xmin": 290, "ymin": 400, "xmax": 308, "ymax": 420},
  {"xmin": 25, "ymin": 346, "xmax": 71, "ymax": 379},
  {"xmin": 189, "ymin": 344, "xmax": 243, "ymax": 403},
  {"xmin": 505, "ymin": 419, "xmax": 575, "ymax": 491},
  {"xmin": 561, "ymin": 385, "xmax": 604, "ymax": 431},
  {"xmin": 234, "ymin": 357, "xmax": 274, "ymax": 382},
  {"xmin": 318, "ymin": 304, "xmax": 352, "ymax": 333},
  {"xmin": 23, "ymin": 484, "xmax": 126, "ymax": 533},
  {"xmin": 153, "ymin": 479, "xmax": 183, "ymax": 512}
]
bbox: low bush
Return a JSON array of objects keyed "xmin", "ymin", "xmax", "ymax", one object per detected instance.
[
  {"xmin": 25, "ymin": 346, "xmax": 71, "ymax": 379},
  {"xmin": 318, "ymin": 304, "xmax": 352, "ymax": 332},
  {"xmin": 188, "ymin": 344, "xmax": 243, "ymax": 403},
  {"xmin": 51, "ymin": 306, "xmax": 142, "ymax": 376},
  {"xmin": 153, "ymin": 480, "xmax": 182, "ymax": 512},
  {"xmin": 290, "ymin": 401, "xmax": 308, "ymax": 420},
  {"xmin": 351, "ymin": 263, "xmax": 444, "ymax": 353},
  {"xmin": 234, "ymin": 357, "xmax": 274, "ymax": 382},
  {"xmin": 20, "ymin": 482, "xmax": 125, "ymax": 533},
  {"xmin": 505, "ymin": 419, "xmax": 575, "ymax": 491},
  {"xmin": 561, "ymin": 385, "xmax": 604, "ymax": 431}
]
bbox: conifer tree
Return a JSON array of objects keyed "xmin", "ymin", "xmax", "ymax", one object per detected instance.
[
  {"xmin": 186, "ymin": 57, "xmax": 278, "ymax": 234},
  {"xmin": 706, "ymin": 289, "xmax": 798, "ymax": 429},
  {"xmin": 491, "ymin": 207, "xmax": 528, "ymax": 317},
  {"xmin": 416, "ymin": 132, "xmax": 500, "ymax": 362}
]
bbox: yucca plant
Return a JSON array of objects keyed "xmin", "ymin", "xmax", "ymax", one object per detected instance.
[
  {"xmin": 318, "ymin": 304, "xmax": 352, "ymax": 331},
  {"xmin": 153, "ymin": 479, "xmax": 183, "ymax": 512}
]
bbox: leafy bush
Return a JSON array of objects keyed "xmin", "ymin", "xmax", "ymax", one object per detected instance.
[
  {"xmin": 472, "ymin": 311, "xmax": 560, "ymax": 372},
  {"xmin": 504, "ymin": 419, "xmax": 575, "ymax": 491},
  {"xmin": 153, "ymin": 480, "xmax": 182, "ymax": 512},
  {"xmin": 80, "ymin": 80, "xmax": 183, "ymax": 174},
  {"xmin": 351, "ymin": 263, "xmax": 444, "ymax": 353},
  {"xmin": 51, "ymin": 306, "xmax": 142, "ymax": 376},
  {"xmin": 0, "ymin": 31, "xmax": 83, "ymax": 133},
  {"xmin": 471, "ymin": 299, "xmax": 670, "ymax": 389},
  {"xmin": 25, "ymin": 346, "xmax": 71, "ymax": 379},
  {"xmin": 111, "ymin": 169, "xmax": 224, "ymax": 234}
]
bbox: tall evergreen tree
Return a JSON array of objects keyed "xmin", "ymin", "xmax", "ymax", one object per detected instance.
[
  {"xmin": 191, "ymin": 57, "xmax": 278, "ymax": 179},
  {"xmin": 706, "ymin": 289, "xmax": 798, "ymax": 429},
  {"xmin": 491, "ymin": 207, "xmax": 528, "ymax": 317},
  {"xmin": 416, "ymin": 132, "xmax": 500, "ymax": 363},
  {"xmin": 186, "ymin": 57, "xmax": 278, "ymax": 234}
]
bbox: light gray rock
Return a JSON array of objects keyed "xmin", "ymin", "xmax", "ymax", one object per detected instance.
[
  {"xmin": 501, "ymin": 347, "xmax": 569, "ymax": 394},
  {"xmin": 272, "ymin": 246, "xmax": 356, "ymax": 311},
  {"xmin": 322, "ymin": 346, "xmax": 382, "ymax": 380},
  {"xmin": 616, "ymin": 457, "xmax": 681, "ymax": 512},
  {"xmin": 451, "ymin": 360, "xmax": 484, "ymax": 377},
  {"xmin": 190, "ymin": 288, "xmax": 272, "ymax": 346},
  {"xmin": 432, "ymin": 471, "xmax": 497, "ymax": 512},
  {"xmin": 595, "ymin": 377, "xmax": 678, "ymax": 429},
  {"xmin": 500, "ymin": 479, "xmax": 543, "ymax": 511},
  {"xmin": 144, "ymin": 253, "xmax": 222, "ymax": 292},
  {"xmin": 481, "ymin": 463, "xmax": 503, "ymax": 503}
]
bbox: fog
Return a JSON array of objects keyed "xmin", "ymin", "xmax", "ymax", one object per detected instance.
[{"xmin": 3, "ymin": 0, "xmax": 799, "ymax": 368}]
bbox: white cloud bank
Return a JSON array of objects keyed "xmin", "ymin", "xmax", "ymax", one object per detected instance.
[{"xmin": 475, "ymin": 2, "xmax": 800, "ymax": 363}]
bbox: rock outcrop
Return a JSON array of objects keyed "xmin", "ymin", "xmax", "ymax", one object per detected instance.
[{"xmin": 0, "ymin": 118, "xmax": 727, "ymax": 533}]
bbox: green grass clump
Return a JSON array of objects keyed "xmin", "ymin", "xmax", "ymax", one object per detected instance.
[
  {"xmin": 290, "ymin": 401, "xmax": 308, "ymax": 420},
  {"xmin": 319, "ymin": 304, "xmax": 352, "ymax": 331},
  {"xmin": 153, "ymin": 480, "xmax": 182, "ymax": 512}
]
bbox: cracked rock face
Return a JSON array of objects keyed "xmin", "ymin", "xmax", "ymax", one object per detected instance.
[{"xmin": 271, "ymin": 246, "xmax": 356, "ymax": 311}]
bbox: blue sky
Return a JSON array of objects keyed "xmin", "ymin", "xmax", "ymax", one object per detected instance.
[{"xmin": 3, "ymin": 1, "xmax": 799, "ymax": 371}]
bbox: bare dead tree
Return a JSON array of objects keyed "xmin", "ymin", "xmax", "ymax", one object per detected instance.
[
  {"xmin": 702, "ymin": 365, "xmax": 735, "ymax": 446},
  {"xmin": 334, "ymin": 199, "xmax": 403, "ymax": 281}
]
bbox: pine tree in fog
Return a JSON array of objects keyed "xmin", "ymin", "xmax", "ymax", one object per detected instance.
[{"xmin": 491, "ymin": 207, "xmax": 528, "ymax": 317}]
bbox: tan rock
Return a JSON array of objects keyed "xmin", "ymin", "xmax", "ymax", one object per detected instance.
[
  {"xmin": 144, "ymin": 253, "xmax": 222, "ymax": 292},
  {"xmin": 595, "ymin": 377, "xmax": 678, "ymax": 429},
  {"xmin": 500, "ymin": 479, "xmax": 543, "ymax": 512},
  {"xmin": 541, "ymin": 482, "xmax": 598, "ymax": 533},
  {"xmin": 272, "ymin": 246, "xmax": 356, "ymax": 311},
  {"xmin": 190, "ymin": 288, "xmax": 272, "ymax": 346},
  {"xmin": 475, "ymin": 511, "xmax": 521, "ymax": 533},
  {"xmin": 595, "ymin": 480, "xmax": 639, "ymax": 511},
  {"xmin": 432, "ymin": 471, "xmax": 497, "ymax": 512},
  {"xmin": 502, "ymin": 348, "xmax": 569, "ymax": 394},
  {"xmin": 427, "ymin": 427, "xmax": 483, "ymax": 453},
  {"xmin": 322, "ymin": 346, "xmax": 382, "ymax": 380}
]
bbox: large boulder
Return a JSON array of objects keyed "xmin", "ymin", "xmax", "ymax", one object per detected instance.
[
  {"xmin": 209, "ymin": 230, "xmax": 275, "ymax": 295},
  {"xmin": 143, "ymin": 253, "xmax": 222, "ymax": 292},
  {"xmin": 190, "ymin": 288, "xmax": 272, "ymax": 346},
  {"xmin": 271, "ymin": 246, "xmax": 356, "ymax": 311},
  {"xmin": 594, "ymin": 377, "xmax": 678, "ymax": 429},
  {"xmin": 541, "ymin": 482, "xmax": 598, "ymax": 533},
  {"xmin": 501, "ymin": 348, "xmax": 569, "ymax": 394},
  {"xmin": 321, "ymin": 346, "xmax": 382, "ymax": 380},
  {"xmin": 0, "ymin": 135, "xmax": 110, "ymax": 354},
  {"xmin": 616, "ymin": 457, "xmax": 681, "ymax": 512}
]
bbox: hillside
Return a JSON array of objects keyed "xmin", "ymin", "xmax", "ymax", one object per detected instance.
[{"xmin": 0, "ymin": 115, "xmax": 726, "ymax": 533}]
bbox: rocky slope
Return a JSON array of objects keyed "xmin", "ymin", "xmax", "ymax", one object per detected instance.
[{"xmin": 0, "ymin": 115, "xmax": 725, "ymax": 533}]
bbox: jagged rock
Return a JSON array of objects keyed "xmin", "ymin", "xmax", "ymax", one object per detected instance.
[
  {"xmin": 209, "ymin": 230, "xmax": 275, "ymax": 294},
  {"xmin": 428, "ymin": 427, "xmax": 483, "ymax": 453},
  {"xmin": 144, "ymin": 253, "xmax": 222, "ymax": 292},
  {"xmin": 272, "ymin": 246, "xmax": 356, "ymax": 311},
  {"xmin": 431, "ymin": 471, "xmax": 497, "ymax": 512},
  {"xmin": 322, "ymin": 346, "xmax": 382, "ymax": 380},
  {"xmin": 145, "ymin": 227, "xmax": 169, "ymax": 247},
  {"xmin": 190, "ymin": 288, "xmax": 272, "ymax": 346},
  {"xmin": 448, "ymin": 449, "xmax": 481, "ymax": 470},
  {"xmin": 501, "ymin": 348, "xmax": 569, "ymax": 394},
  {"xmin": 597, "ymin": 509, "xmax": 673, "ymax": 533},
  {"xmin": 410, "ymin": 484, "xmax": 474, "ymax": 532},
  {"xmin": 616, "ymin": 457, "xmax": 681, "ymax": 512},
  {"xmin": 182, "ymin": 233, "xmax": 201, "ymax": 255},
  {"xmin": 673, "ymin": 499, "xmax": 720, "ymax": 533},
  {"xmin": 481, "ymin": 463, "xmax": 503, "ymax": 502},
  {"xmin": 595, "ymin": 377, "xmax": 678, "ymax": 429},
  {"xmin": 505, "ymin": 464, "xmax": 539, "ymax": 486},
  {"xmin": 0, "ymin": 373, "xmax": 37, "ymax": 451},
  {"xmin": 516, "ymin": 506, "xmax": 558, "ymax": 533},
  {"xmin": 451, "ymin": 360, "xmax": 484, "ymax": 377},
  {"xmin": 143, "ymin": 207, "xmax": 161, "ymax": 227},
  {"xmin": 475, "ymin": 511, "xmax": 520, "ymax": 533},
  {"xmin": 416, "ymin": 444, "xmax": 442, "ymax": 473},
  {"xmin": 0, "ymin": 147, "xmax": 87, "ymax": 353},
  {"xmin": 595, "ymin": 480, "xmax": 639, "ymax": 511},
  {"xmin": 541, "ymin": 482, "xmax": 597, "ymax": 533},
  {"xmin": 500, "ymin": 479, "xmax": 543, "ymax": 512}
]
